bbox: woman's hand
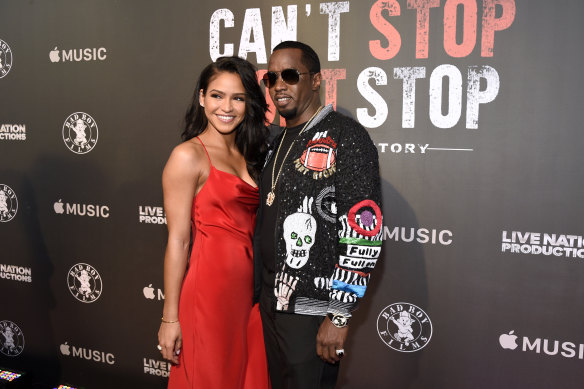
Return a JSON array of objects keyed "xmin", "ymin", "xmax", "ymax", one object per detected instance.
[{"xmin": 158, "ymin": 321, "xmax": 182, "ymax": 364}]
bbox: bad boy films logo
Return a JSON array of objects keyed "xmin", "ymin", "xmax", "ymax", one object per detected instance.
[
  {"xmin": 0, "ymin": 321, "xmax": 25, "ymax": 356},
  {"xmin": 67, "ymin": 263, "xmax": 103, "ymax": 303},
  {"xmin": 377, "ymin": 302, "xmax": 432, "ymax": 352},
  {"xmin": 0, "ymin": 39, "xmax": 13, "ymax": 78},
  {"xmin": 62, "ymin": 112, "xmax": 98, "ymax": 154},
  {"xmin": 0, "ymin": 184, "xmax": 18, "ymax": 222}
]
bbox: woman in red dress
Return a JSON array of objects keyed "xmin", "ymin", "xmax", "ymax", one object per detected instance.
[{"xmin": 157, "ymin": 57, "xmax": 270, "ymax": 389}]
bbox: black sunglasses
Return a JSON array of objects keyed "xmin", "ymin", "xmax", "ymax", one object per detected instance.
[{"xmin": 262, "ymin": 68, "xmax": 314, "ymax": 88}]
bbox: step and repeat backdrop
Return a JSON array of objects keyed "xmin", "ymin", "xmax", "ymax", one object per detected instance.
[{"xmin": 1, "ymin": 0, "xmax": 583, "ymax": 388}]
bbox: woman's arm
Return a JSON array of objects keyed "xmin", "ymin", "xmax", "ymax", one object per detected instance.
[{"xmin": 157, "ymin": 142, "xmax": 205, "ymax": 364}]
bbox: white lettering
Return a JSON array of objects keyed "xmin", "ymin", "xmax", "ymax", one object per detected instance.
[
  {"xmin": 209, "ymin": 9, "xmax": 235, "ymax": 61},
  {"xmin": 271, "ymin": 6, "xmax": 297, "ymax": 52},
  {"xmin": 383, "ymin": 226, "xmax": 452, "ymax": 245},
  {"xmin": 238, "ymin": 8, "xmax": 267, "ymax": 63},
  {"xmin": 393, "ymin": 67, "xmax": 426, "ymax": 128},
  {"xmin": 356, "ymin": 67, "xmax": 388, "ymax": 129},
  {"xmin": 466, "ymin": 65, "xmax": 500, "ymax": 129},
  {"xmin": 339, "ymin": 255, "xmax": 377, "ymax": 269},
  {"xmin": 320, "ymin": 2, "xmax": 350, "ymax": 61},
  {"xmin": 429, "ymin": 64, "xmax": 462, "ymax": 128}
]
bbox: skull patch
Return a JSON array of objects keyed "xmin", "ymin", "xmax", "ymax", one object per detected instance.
[{"xmin": 283, "ymin": 196, "xmax": 317, "ymax": 269}]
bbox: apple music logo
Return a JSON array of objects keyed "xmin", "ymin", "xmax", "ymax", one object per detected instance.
[
  {"xmin": 54, "ymin": 199, "xmax": 110, "ymax": 218},
  {"xmin": 49, "ymin": 47, "xmax": 107, "ymax": 63},
  {"xmin": 383, "ymin": 226, "xmax": 453, "ymax": 245},
  {"xmin": 499, "ymin": 330, "xmax": 584, "ymax": 359},
  {"xmin": 60, "ymin": 341, "xmax": 115, "ymax": 365},
  {"xmin": 499, "ymin": 330, "xmax": 518, "ymax": 350},
  {"xmin": 143, "ymin": 284, "xmax": 164, "ymax": 301}
]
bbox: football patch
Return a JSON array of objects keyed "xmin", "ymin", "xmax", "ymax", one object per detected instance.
[
  {"xmin": 294, "ymin": 136, "xmax": 337, "ymax": 180},
  {"xmin": 299, "ymin": 143, "xmax": 336, "ymax": 172}
]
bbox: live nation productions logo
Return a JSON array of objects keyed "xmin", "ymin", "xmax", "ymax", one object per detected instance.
[
  {"xmin": 377, "ymin": 302, "xmax": 432, "ymax": 352},
  {"xmin": 139, "ymin": 206, "xmax": 167, "ymax": 224},
  {"xmin": 0, "ymin": 264, "xmax": 32, "ymax": 283},
  {"xmin": 67, "ymin": 263, "xmax": 103, "ymax": 303},
  {"xmin": 0, "ymin": 39, "xmax": 13, "ymax": 78},
  {"xmin": 143, "ymin": 358, "xmax": 171, "ymax": 378},
  {"xmin": 0, "ymin": 320, "xmax": 25, "ymax": 356},
  {"xmin": 499, "ymin": 330, "xmax": 584, "ymax": 360},
  {"xmin": 502, "ymin": 230, "xmax": 584, "ymax": 259},
  {"xmin": 0, "ymin": 124, "xmax": 26, "ymax": 141},
  {"xmin": 0, "ymin": 184, "xmax": 18, "ymax": 222},
  {"xmin": 62, "ymin": 112, "xmax": 98, "ymax": 154}
]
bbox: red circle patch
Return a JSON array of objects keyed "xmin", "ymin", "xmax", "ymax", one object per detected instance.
[{"xmin": 347, "ymin": 199, "xmax": 382, "ymax": 237}]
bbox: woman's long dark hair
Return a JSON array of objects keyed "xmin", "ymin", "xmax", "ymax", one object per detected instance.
[{"xmin": 182, "ymin": 56, "xmax": 268, "ymax": 181}]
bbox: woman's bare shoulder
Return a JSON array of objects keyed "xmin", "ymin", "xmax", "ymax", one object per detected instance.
[{"xmin": 164, "ymin": 139, "xmax": 209, "ymax": 178}]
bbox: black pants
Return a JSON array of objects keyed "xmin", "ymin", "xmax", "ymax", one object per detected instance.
[{"xmin": 259, "ymin": 300, "xmax": 340, "ymax": 389}]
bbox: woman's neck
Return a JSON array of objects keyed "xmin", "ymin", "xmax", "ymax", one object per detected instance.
[{"xmin": 199, "ymin": 127, "xmax": 238, "ymax": 151}]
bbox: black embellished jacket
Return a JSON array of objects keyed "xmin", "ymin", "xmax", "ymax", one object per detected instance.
[{"xmin": 253, "ymin": 105, "xmax": 383, "ymax": 317}]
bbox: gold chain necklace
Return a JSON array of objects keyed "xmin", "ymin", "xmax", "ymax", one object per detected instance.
[{"xmin": 266, "ymin": 106, "xmax": 323, "ymax": 206}]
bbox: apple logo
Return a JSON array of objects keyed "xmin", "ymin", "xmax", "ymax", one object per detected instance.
[
  {"xmin": 143, "ymin": 284, "xmax": 155, "ymax": 300},
  {"xmin": 60, "ymin": 342, "xmax": 71, "ymax": 356},
  {"xmin": 49, "ymin": 47, "xmax": 60, "ymax": 63},
  {"xmin": 499, "ymin": 330, "xmax": 519, "ymax": 350},
  {"xmin": 54, "ymin": 199, "xmax": 65, "ymax": 214}
]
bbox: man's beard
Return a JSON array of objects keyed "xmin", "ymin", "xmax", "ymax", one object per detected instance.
[{"xmin": 278, "ymin": 107, "xmax": 297, "ymax": 120}]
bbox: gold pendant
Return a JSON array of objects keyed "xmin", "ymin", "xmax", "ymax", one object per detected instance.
[{"xmin": 266, "ymin": 191, "xmax": 275, "ymax": 206}]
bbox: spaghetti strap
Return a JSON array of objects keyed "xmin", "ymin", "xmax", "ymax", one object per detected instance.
[{"xmin": 195, "ymin": 136, "xmax": 212, "ymax": 166}]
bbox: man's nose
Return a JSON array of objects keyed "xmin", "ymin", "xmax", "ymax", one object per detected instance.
[{"xmin": 274, "ymin": 74, "xmax": 287, "ymax": 90}]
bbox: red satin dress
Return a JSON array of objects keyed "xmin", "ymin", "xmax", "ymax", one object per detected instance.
[{"xmin": 168, "ymin": 137, "xmax": 270, "ymax": 389}]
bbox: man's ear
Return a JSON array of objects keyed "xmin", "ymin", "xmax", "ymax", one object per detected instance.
[{"xmin": 311, "ymin": 72, "xmax": 322, "ymax": 91}]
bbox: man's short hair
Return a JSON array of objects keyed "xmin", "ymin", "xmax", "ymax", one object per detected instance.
[{"xmin": 272, "ymin": 41, "xmax": 321, "ymax": 74}]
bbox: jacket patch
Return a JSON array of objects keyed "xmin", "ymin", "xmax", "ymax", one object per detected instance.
[
  {"xmin": 274, "ymin": 268, "xmax": 298, "ymax": 311},
  {"xmin": 294, "ymin": 133, "xmax": 337, "ymax": 180},
  {"xmin": 347, "ymin": 199, "xmax": 382, "ymax": 237},
  {"xmin": 282, "ymin": 196, "xmax": 317, "ymax": 269},
  {"xmin": 316, "ymin": 185, "xmax": 336, "ymax": 223},
  {"xmin": 275, "ymin": 196, "xmax": 318, "ymax": 310}
]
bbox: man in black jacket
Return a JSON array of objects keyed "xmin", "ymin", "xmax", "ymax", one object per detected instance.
[{"xmin": 253, "ymin": 41, "xmax": 383, "ymax": 389}]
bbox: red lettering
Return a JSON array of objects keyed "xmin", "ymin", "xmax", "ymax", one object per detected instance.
[
  {"xmin": 481, "ymin": 0, "xmax": 516, "ymax": 57},
  {"xmin": 407, "ymin": 0, "xmax": 440, "ymax": 59},
  {"xmin": 444, "ymin": 0, "xmax": 477, "ymax": 57},
  {"xmin": 307, "ymin": 136, "xmax": 337, "ymax": 149},
  {"xmin": 320, "ymin": 69, "xmax": 346, "ymax": 110},
  {"xmin": 369, "ymin": 0, "xmax": 401, "ymax": 60}
]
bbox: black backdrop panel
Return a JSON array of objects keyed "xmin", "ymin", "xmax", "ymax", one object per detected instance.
[{"xmin": 1, "ymin": 1, "xmax": 584, "ymax": 388}]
